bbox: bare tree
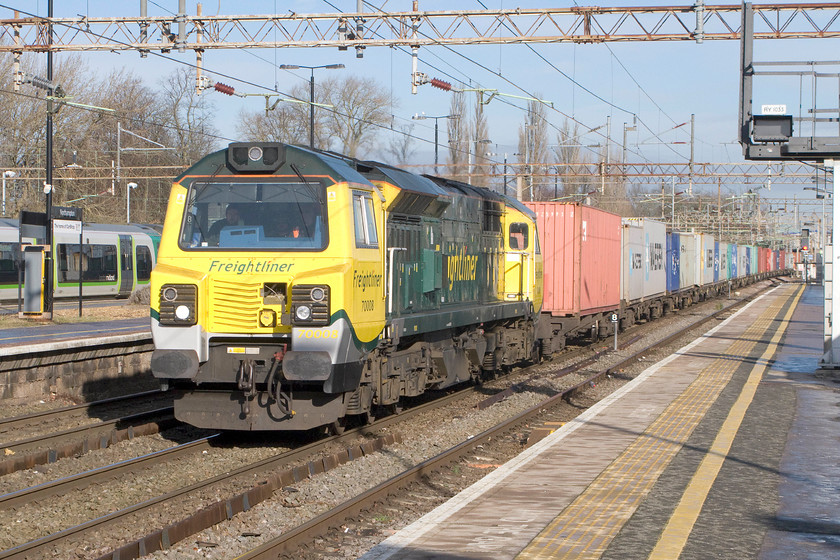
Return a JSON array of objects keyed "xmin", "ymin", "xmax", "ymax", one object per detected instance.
[
  {"xmin": 552, "ymin": 118, "xmax": 602, "ymax": 201},
  {"xmin": 0, "ymin": 53, "xmax": 106, "ymax": 218},
  {"xmin": 236, "ymin": 104, "xmax": 307, "ymax": 144},
  {"xmin": 157, "ymin": 67, "xmax": 220, "ymax": 166},
  {"xmin": 517, "ymin": 97, "xmax": 550, "ymax": 201},
  {"xmin": 384, "ymin": 123, "xmax": 417, "ymax": 166},
  {"xmin": 322, "ymin": 75, "xmax": 392, "ymax": 158},
  {"xmin": 597, "ymin": 144, "xmax": 636, "ymax": 216},
  {"xmin": 471, "ymin": 93, "xmax": 491, "ymax": 188},
  {"xmin": 235, "ymin": 81, "xmax": 331, "ymax": 148},
  {"xmin": 446, "ymin": 91, "xmax": 469, "ymax": 181}
]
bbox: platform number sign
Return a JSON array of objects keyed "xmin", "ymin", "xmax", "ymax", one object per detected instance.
[{"xmin": 610, "ymin": 313, "xmax": 619, "ymax": 350}]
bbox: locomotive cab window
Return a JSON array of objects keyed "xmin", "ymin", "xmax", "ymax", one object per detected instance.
[
  {"xmin": 353, "ymin": 191, "xmax": 378, "ymax": 248},
  {"xmin": 509, "ymin": 222, "xmax": 529, "ymax": 250},
  {"xmin": 179, "ymin": 181, "xmax": 328, "ymax": 251}
]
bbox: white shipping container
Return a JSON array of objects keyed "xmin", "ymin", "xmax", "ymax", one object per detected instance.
[
  {"xmin": 679, "ymin": 232, "xmax": 699, "ymax": 289},
  {"xmin": 622, "ymin": 218, "xmax": 667, "ymax": 302},
  {"xmin": 738, "ymin": 246, "xmax": 749, "ymax": 277},
  {"xmin": 701, "ymin": 234, "xmax": 715, "ymax": 286}
]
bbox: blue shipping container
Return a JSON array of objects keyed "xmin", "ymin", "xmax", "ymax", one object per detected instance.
[{"xmin": 666, "ymin": 232, "xmax": 680, "ymax": 293}]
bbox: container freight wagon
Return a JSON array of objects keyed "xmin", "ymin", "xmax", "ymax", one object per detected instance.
[
  {"xmin": 749, "ymin": 246, "xmax": 758, "ymax": 275},
  {"xmin": 621, "ymin": 218, "xmax": 667, "ymax": 322},
  {"xmin": 527, "ymin": 202, "xmax": 621, "ymax": 351}
]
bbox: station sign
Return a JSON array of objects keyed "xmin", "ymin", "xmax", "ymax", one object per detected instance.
[
  {"xmin": 761, "ymin": 104, "xmax": 787, "ymax": 115},
  {"xmin": 51, "ymin": 205, "xmax": 83, "ymax": 221},
  {"xmin": 53, "ymin": 219, "xmax": 82, "ymax": 234}
]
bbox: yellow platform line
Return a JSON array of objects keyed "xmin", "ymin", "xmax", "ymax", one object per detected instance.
[
  {"xmin": 648, "ymin": 284, "xmax": 804, "ymax": 559},
  {"xmin": 515, "ymin": 286, "xmax": 798, "ymax": 560}
]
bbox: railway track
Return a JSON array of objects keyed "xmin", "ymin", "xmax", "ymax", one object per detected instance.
[
  {"xmin": 0, "ymin": 391, "xmax": 176, "ymax": 476},
  {"xmin": 0, "ymin": 281, "xmax": 775, "ymax": 559}
]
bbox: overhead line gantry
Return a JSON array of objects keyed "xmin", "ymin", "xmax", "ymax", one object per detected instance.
[{"xmin": 0, "ymin": 2, "xmax": 838, "ymax": 54}]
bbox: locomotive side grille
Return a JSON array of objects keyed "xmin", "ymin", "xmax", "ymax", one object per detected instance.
[{"xmin": 209, "ymin": 278, "xmax": 262, "ymax": 330}]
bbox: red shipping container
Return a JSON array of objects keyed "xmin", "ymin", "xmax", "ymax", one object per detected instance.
[{"xmin": 526, "ymin": 202, "xmax": 621, "ymax": 316}]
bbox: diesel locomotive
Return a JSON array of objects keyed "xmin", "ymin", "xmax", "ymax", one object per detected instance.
[
  {"xmin": 150, "ymin": 143, "xmax": 543, "ymax": 431},
  {"xmin": 151, "ymin": 142, "xmax": 788, "ymax": 433}
]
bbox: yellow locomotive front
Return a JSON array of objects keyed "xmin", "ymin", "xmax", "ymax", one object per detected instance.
[{"xmin": 151, "ymin": 143, "xmax": 386, "ymax": 431}]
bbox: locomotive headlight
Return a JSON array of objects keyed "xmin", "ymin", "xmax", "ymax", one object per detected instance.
[
  {"xmin": 159, "ymin": 284, "xmax": 197, "ymax": 326},
  {"xmin": 291, "ymin": 284, "xmax": 329, "ymax": 326},
  {"xmin": 310, "ymin": 287, "xmax": 325, "ymax": 302},
  {"xmin": 248, "ymin": 146, "xmax": 263, "ymax": 161},
  {"xmin": 295, "ymin": 305, "xmax": 312, "ymax": 321}
]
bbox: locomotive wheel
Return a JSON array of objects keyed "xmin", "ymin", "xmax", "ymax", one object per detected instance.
[{"xmin": 330, "ymin": 417, "xmax": 347, "ymax": 435}]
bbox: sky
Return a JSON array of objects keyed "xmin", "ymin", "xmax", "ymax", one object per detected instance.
[{"xmin": 14, "ymin": 1, "xmax": 840, "ymax": 201}]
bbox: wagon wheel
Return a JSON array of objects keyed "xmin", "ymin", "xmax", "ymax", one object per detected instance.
[{"xmin": 330, "ymin": 416, "xmax": 348, "ymax": 435}]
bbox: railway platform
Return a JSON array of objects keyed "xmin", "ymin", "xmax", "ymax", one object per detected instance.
[
  {"xmin": 0, "ymin": 317, "xmax": 149, "ymax": 353},
  {"xmin": 362, "ymin": 282, "xmax": 838, "ymax": 560}
]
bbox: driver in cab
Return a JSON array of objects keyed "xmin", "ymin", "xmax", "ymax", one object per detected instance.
[{"xmin": 208, "ymin": 204, "xmax": 244, "ymax": 245}]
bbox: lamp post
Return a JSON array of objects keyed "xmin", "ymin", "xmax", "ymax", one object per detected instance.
[
  {"xmin": 45, "ymin": 0, "xmax": 54, "ymax": 318},
  {"xmin": 470, "ymin": 138, "xmax": 492, "ymax": 185},
  {"xmin": 2, "ymin": 170, "xmax": 16, "ymax": 216},
  {"xmin": 412, "ymin": 113, "xmax": 455, "ymax": 174},
  {"xmin": 127, "ymin": 182, "xmax": 138, "ymax": 223},
  {"xmin": 622, "ymin": 121, "xmax": 637, "ymax": 184},
  {"xmin": 669, "ymin": 177, "xmax": 686, "ymax": 229},
  {"xmin": 278, "ymin": 64, "xmax": 345, "ymax": 148}
]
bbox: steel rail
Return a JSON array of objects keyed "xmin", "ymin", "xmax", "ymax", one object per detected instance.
[
  {"xmin": 0, "ymin": 407, "xmax": 177, "ymax": 476},
  {"xmin": 0, "ymin": 389, "xmax": 163, "ymax": 437},
  {"xmin": 0, "ymin": 434, "xmax": 219, "ymax": 511}
]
